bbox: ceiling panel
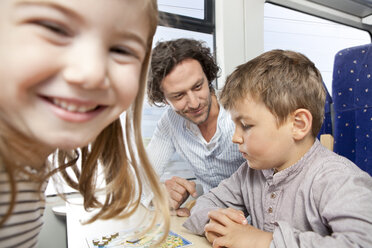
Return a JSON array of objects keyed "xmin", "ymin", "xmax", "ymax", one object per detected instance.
[{"xmin": 308, "ymin": 0, "xmax": 372, "ymax": 18}]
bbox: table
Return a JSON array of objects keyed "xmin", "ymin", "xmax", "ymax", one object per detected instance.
[{"xmin": 66, "ymin": 198, "xmax": 211, "ymax": 247}]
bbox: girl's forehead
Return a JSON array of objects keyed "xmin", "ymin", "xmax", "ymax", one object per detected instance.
[{"xmin": 10, "ymin": 0, "xmax": 152, "ymax": 42}]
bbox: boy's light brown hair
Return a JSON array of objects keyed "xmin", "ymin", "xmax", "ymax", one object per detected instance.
[{"xmin": 220, "ymin": 49, "xmax": 326, "ymax": 137}]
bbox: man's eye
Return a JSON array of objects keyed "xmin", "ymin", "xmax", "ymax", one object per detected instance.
[
  {"xmin": 34, "ymin": 20, "xmax": 69, "ymax": 36},
  {"xmin": 195, "ymin": 84, "xmax": 202, "ymax": 90},
  {"xmin": 173, "ymin": 94, "xmax": 183, "ymax": 100}
]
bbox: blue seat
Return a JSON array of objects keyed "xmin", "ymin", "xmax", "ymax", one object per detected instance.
[
  {"xmin": 332, "ymin": 43, "xmax": 372, "ymax": 175},
  {"xmin": 317, "ymin": 82, "xmax": 333, "ymax": 139}
]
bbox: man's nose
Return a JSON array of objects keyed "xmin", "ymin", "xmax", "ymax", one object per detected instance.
[{"xmin": 186, "ymin": 92, "xmax": 200, "ymax": 109}]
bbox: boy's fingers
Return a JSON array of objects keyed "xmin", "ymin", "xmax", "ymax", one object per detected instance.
[
  {"xmin": 205, "ymin": 231, "xmax": 219, "ymax": 244},
  {"xmin": 205, "ymin": 221, "xmax": 226, "ymax": 236},
  {"xmin": 213, "ymin": 236, "xmax": 229, "ymax": 248},
  {"xmin": 208, "ymin": 210, "xmax": 231, "ymax": 226},
  {"xmin": 209, "ymin": 208, "xmax": 247, "ymax": 225},
  {"xmin": 223, "ymin": 208, "xmax": 248, "ymax": 225}
]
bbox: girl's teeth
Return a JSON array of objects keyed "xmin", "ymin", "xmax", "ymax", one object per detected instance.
[
  {"xmin": 77, "ymin": 106, "xmax": 88, "ymax": 113},
  {"xmin": 52, "ymin": 98, "xmax": 97, "ymax": 113},
  {"xmin": 67, "ymin": 104, "xmax": 77, "ymax": 112}
]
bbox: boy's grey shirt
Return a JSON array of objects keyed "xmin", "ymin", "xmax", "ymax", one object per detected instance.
[{"xmin": 183, "ymin": 139, "xmax": 372, "ymax": 247}]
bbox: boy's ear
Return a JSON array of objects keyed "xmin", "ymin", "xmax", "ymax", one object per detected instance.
[{"xmin": 292, "ymin": 108, "xmax": 312, "ymax": 140}]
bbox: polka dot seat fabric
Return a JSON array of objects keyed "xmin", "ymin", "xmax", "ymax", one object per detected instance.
[
  {"xmin": 332, "ymin": 43, "xmax": 372, "ymax": 175},
  {"xmin": 317, "ymin": 81, "xmax": 333, "ymax": 139}
]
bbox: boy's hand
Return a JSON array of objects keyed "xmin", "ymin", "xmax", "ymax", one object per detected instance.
[
  {"xmin": 205, "ymin": 208, "xmax": 273, "ymax": 248},
  {"xmin": 205, "ymin": 208, "xmax": 248, "ymax": 245},
  {"xmin": 205, "ymin": 218, "xmax": 222, "ymax": 244},
  {"xmin": 164, "ymin": 176, "xmax": 197, "ymax": 216}
]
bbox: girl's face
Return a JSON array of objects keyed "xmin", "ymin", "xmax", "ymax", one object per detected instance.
[{"xmin": 0, "ymin": 0, "xmax": 150, "ymax": 151}]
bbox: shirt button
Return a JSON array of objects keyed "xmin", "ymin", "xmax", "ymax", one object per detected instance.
[
  {"xmin": 270, "ymin": 192, "xmax": 276, "ymax": 199},
  {"xmin": 268, "ymin": 207, "xmax": 273, "ymax": 213}
]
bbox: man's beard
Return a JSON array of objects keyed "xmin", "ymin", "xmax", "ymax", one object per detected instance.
[{"xmin": 176, "ymin": 94, "xmax": 212, "ymax": 125}]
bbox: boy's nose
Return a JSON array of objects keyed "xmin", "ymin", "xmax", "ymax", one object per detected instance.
[
  {"xmin": 232, "ymin": 128, "xmax": 243, "ymax": 144},
  {"xmin": 63, "ymin": 42, "xmax": 108, "ymax": 90}
]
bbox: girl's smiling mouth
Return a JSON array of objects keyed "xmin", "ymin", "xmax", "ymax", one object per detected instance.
[
  {"xmin": 40, "ymin": 95, "xmax": 107, "ymax": 122},
  {"xmin": 51, "ymin": 97, "xmax": 99, "ymax": 113}
]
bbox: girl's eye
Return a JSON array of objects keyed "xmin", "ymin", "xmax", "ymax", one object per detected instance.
[
  {"xmin": 34, "ymin": 20, "xmax": 70, "ymax": 36},
  {"xmin": 110, "ymin": 47, "xmax": 133, "ymax": 57}
]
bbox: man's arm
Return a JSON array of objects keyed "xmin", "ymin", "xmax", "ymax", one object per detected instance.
[
  {"xmin": 142, "ymin": 115, "xmax": 176, "ymax": 207},
  {"xmin": 146, "ymin": 115, "xmax": 176, "ymax": 176},
  {"xmin": 145, "ymin": 113, "xmax": 198, "ymax": 213}
]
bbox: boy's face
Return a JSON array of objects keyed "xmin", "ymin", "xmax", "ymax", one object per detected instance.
[
  {"xmin": 161, "ymin": 59, "xmax": 213, "ymax": 125},
  {"xmin": 230, "ymin": 95, "xmax": 297, "ymax": 172},
  {"xmin": 0, "ymin": 0, "xmax": 150, "ymax": 150}
]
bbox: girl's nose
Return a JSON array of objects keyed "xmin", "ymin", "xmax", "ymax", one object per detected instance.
[{"xmin": 63, "ymin": 41, "xmax": 108, "ymax": 90}]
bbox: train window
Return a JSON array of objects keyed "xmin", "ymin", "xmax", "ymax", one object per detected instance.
[
  {"xmin": 158, "ymin": 0, "xmax": 214, "ymax": 34},
  {"xmin": 158, "ymin": 0, "xmax": 205, "ymax": 19},
  {"xmin": 264, "ymin": 3, "xmax": 371, "ymax": 95}
]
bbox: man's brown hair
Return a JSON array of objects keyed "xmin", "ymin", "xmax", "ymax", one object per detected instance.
[{"xmin": 147, "ymin": 38, "xmax": 219, "ymax": 106}]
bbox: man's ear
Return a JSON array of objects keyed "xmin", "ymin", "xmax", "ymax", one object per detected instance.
[{"xmin": 292, "ymin": 108, "xmax": 312, "ymax": 140}]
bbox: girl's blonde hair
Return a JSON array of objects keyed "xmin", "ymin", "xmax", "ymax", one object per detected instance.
[{"xmin": 1, "ymin": 0, "xmax": 170, "ymax": 240}]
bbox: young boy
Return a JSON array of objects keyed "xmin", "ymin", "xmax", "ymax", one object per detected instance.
[{"xmin": 183, "ymin": 50, "xmax": 372, "ymax": 248}]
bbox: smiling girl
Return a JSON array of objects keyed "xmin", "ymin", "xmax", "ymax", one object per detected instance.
[{"xmin": 0, "ymin": 0, "xmax": 169, "ymax": 247}]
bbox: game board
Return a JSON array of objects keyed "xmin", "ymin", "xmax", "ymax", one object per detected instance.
[{"xmin": 86, "ymin": 226, "xmax": 192, "ymax": 248}]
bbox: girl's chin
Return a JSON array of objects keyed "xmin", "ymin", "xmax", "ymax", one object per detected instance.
[{"xmin": 47, "ymin": 137, "xmax": 95, "ymax": 151}]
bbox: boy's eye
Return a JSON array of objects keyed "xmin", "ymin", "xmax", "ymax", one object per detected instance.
[
  {"xmin": 241, "ymin": 123, "xmax": 252, "ymax": 130},
  {"xmin": 33, "ymin": 20, "xmax": 70, "ymax": 36}
]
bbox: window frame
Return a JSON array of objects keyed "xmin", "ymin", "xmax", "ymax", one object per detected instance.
[{"xmin": 158, "ymin": 0, "xmax": 215, "ymax": 34}]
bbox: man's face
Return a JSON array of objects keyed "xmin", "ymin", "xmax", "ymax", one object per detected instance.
[{"xmin": 161, "ymin": 59, "xmax": 212, "ymax": 125}]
